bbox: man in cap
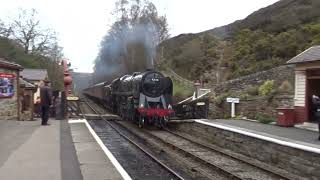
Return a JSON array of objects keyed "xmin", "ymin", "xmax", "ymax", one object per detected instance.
[
  {"xmin": 40, "ymin": 79, "xmax": 52, "ymax": 125},
  {"xmin": 312, "ymin": 95, "xmax": 320, "ymax": 140}
]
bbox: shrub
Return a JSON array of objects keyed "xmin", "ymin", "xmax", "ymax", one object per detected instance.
[
  {"xmin": 256, "ymin": 113, "xmax": 275, "ymax": 124},
  {"xmin": 246, "ymin": 86, "xmax": 259, "ymax": 96},
  {"xmin": 278, "ymin": 80, "xmax": 293, "ymax": 93},
  {"xmin": 234, "ymin": 115, "xmax": 243, "ymax": 120},
  {"xmin": 224, "ymin": 114, "xmax": 230, "ymax": 119},
  {"xmin": 259, "ymin": 80, "xmax": 275, "ymax": 96},
  {"xmin": 213, "ymin": 93, "xmax": 230, "ymax": 105},
  {"xmin": 239, "ymin": 93, "xmax": 250, "ymax": 100}
]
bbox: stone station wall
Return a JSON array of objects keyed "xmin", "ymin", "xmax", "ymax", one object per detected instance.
[{"xmin": 0, "ymin": 67, "xmax": 19, "ymax": 120}]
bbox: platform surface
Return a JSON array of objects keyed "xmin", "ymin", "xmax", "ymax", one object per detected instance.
[
  {"xmin": 69, "ymin": 119, "xmax": 127, "ymax": 180},
  {"xmin": 0, "ymin": 118, "xmax": 126, "ymax": 180},
  {"xmin": 0, "ymin": 119, "xmax": 83, "ymax": 180},
  {"xmin": 199, "ymin": 119, "xmax": 320, "ymax": 149}
]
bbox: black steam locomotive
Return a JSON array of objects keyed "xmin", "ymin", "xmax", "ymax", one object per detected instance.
[{"xmin": 83, "ymin": 70, "xmax": 174, "ymax": 127}]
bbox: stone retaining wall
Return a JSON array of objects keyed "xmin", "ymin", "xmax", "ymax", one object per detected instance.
[
  {"xmin": 173, "ymin": 122, "xmax": 320, "ymax": 179},
  {"xmin": 209, "ymin": 94, "xmax": 294, "ymax": 119},
  {"xmin": 212, "ymin": 65, "xmax": 295, "ymax": 95},
  {"xmin": 209, "ymin": 65, "xmax": 295, "ymax": 119}
]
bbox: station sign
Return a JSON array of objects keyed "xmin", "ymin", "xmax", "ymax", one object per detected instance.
[
  {"xmin": 67, "ymin": 96, "xmax": 79, "ymax": 101},
  {"xmin": 226, "ymin": 97, "xmax": 240, "ymax": 103},
  {"xmin": 226, "ymin": 97, "xmax": 240, "ymax": 118},
  {"xmin": 0, "ymin": 73, "xmax": 15, "ymax": 78},
  {"xmin": 196, "ymin": 102, "xmax": 206, "ymax": 106}
]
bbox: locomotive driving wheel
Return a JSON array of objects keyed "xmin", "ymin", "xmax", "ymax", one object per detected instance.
[
  {"xmin": 160, "ymin": 116, "xmax": 168, "ymax": 128},
  {"xmin": 138, "ymin": 116, "xmax": 145, "ymax": 128}
]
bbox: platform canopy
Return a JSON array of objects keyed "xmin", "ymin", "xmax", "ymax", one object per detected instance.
[
  {"xmin": 0, "ymin": 58, "xmax": 22, "ymax": 70},
  {"xmin": 20, "ymin": 78, "xmax": 37, "ymax": 91},
  {"xmin": 287, "ymin": 46, "xmax": 320, "ymax": 64}
]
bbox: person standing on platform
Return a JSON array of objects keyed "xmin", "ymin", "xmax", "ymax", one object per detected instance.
[
  {"xmin": 40, "ymin": 80, "xmax": 52, "ymax": 125},
  {"xmin": 312, "ymin": 95, "xmax": 320, "ymax": 140}
]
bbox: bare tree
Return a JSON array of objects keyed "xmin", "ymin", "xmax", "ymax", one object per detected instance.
[
  {"xmin": 8, "ymin": 9, "xmax": 58, "ymax": 56},
  {"xmin": 0, "ymin": 19, "xmax": 12, "ymax": 38}
]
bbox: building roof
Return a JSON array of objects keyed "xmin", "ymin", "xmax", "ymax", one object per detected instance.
[
  {"xmin": 21, "ymin": 68, "xmax": 48, "ymax": 81},
  {"xmin": 287, "ymin": 46, "xmax": 320, "ymax": 64},
  {"xmin": 20, "ymin": 78, "xmax": 37, "ymax": 90},
  {"xmin": 0, "ymin": 58, "xmax": 23, "ymax": 70}
]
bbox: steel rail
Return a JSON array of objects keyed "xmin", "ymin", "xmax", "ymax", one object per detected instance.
[
  {"xmin": 138, "ymin": 128, "xmax": 244, "ymax": 180},
  {"xmin": 80, "ymin": 98, "xmax": 185, "ymax": 180},
  {"xmin": 164, "ymin": 128, "xmax": 292, "ymax": 180}
]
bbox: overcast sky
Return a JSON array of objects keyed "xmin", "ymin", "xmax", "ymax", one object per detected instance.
[{"xmin": 0, "ymin": 0, "xmax": 279, "ymax": 72}]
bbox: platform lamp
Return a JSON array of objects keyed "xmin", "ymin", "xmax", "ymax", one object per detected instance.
[
  {"xmin": 62, "ymin": 60, "xmax": 73, "ymax": 96},
  {"xmin": 56, "ymin": 59, "xmax": 73, "ymax": 120}
]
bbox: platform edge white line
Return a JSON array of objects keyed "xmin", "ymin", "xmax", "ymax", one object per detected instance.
[
  {"xmin": 69, "ymin": 119, "xmax": 132, "ymax": 180},
  {"xmin": 196, "ymin": 120, "xmax": 320, "ymax": 154}
]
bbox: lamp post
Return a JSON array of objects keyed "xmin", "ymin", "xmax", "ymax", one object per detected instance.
[
  {"xmin": 62, "ymin": 59, "xmax": 73, "ymax": 96},
  {"xmin": 57, "ymin": 59, "xmax": 73, "ymax": 120}
]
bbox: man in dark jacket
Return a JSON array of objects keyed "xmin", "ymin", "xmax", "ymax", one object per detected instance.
[
  {"xmin": 312, "ymin": 95, "xmax": 320, "ymax": 140},
  {"xmin": 40, "ymin": 80, "xmax": 52, "ymax": 125}
]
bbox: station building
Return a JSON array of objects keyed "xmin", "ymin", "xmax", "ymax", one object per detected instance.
[
  {"xmin": 0, "ymin": 58, "xmax": 23, "ymax": 120},
  {"xmin": 20, "ymin": 78, "xmax": 37, "ymax": 121},
  {"xmin": 21, "ymin": 68, "xmax": 49, "ymax": 103},
  {"xmin": 287, "ymin": 46, "xmax": 320, "ymax": 123}
]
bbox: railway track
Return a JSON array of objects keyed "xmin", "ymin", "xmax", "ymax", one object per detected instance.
[
  {"xmin": 80, "ymin": 98, "xmax": 291, "ymax": 180},
  {"xmin": 149, "ymin": 129, "xmax": 291, "ymax": 180},
  {"xmin": 115, "ymin": 121, "xmax": 291, "ymax": 180},
  {"xmin": 79, "ymin": 98, "xmax": 186, "ymax": 180},
  {"xmin": 163, "ymin": 129, "xmax": 293, "ymax": 179}
]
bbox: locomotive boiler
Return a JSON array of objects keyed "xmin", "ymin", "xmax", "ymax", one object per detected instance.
[{"xmin": 84, "ymin": 70, "xmax": 174, "ymax": 127}]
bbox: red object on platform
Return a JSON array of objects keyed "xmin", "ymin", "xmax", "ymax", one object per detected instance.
[
  {"xmin": 64, "ymin": 76, "xmax": 72, "ymax": 86},
  {"xmin": 138, "ymin": 108, "xmax": 174, "ymax": 117},
  {"xmin": 276, "ymin": 108, "xmax": 295, "ymax": 127}
]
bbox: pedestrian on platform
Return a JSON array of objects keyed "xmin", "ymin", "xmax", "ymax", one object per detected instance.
[
  {"xmin": 312, "ymin": 95, "xmax": 320, "ymax": 140},
  {"xmin": 34, "ymin": 96, "xmax": 41, "ymax": 117},
  {"xmin": 40, "ymin": 80, "xmax": 52, "ymax": 125}
]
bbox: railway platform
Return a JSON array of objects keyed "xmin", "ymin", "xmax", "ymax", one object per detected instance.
[
  {"xmin": 198, "ymin": 119, "xmax": 320, "ymax": 149},
  {"xmin": 185, "ymin": 119, "xmax": 320, "ymax": 179},
  {"xmin": 0, "ymin": 118, "xmax": 128, "ymax": 180}
]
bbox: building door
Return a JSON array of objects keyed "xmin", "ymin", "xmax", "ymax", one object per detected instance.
[{"xmin": 307, "ymin": 69, "xmax": 320, "ymax": 122}]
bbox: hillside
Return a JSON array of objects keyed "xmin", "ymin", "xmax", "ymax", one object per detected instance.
[
  {"xmin": 209, "ymin": 0, "xmax": 320, "ymax": 39},
  {"xmin": 157, "ymin": 0, "xmax": 320, "ymax": 84}
]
